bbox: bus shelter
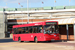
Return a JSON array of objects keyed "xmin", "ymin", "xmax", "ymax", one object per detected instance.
[{"xmin": 47, "ymin": 18, "xmax": 75, "ymax": 41}]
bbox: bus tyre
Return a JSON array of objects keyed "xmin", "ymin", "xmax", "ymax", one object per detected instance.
[
  {"xmin": 35, "ymin": 37, "xmax": 38, "ymax": 43},
  {"xmin": 18, "ymin": 37, "xmax": 23, "ymax": 42}
]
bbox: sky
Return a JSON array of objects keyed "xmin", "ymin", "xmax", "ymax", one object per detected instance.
[{"xmin": 0, "ymin": 0, "xmax": 75, "ymax": 8}]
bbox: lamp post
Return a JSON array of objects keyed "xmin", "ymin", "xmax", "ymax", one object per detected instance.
[
  {"xmin": 27, "ymin": 0, "xmax": 29, "ymax": 24},
  {"xmin": 54, "ymin": 0, "xmax": 56, "ymax": 7},
  {"xmin": 21, "ymin": 5, "xmax": 23, "ymax": 24},
  {"xmin": 69, "ymin": 0, "xmax": 71, "ymax": 6},
  {"xmin": 18, "ymin": 3, "xmax": 23, "ymax": 24}
]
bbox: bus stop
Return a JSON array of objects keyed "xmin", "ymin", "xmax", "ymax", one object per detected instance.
[{"xmin": 47, "ymin": 18, "xmax": 75, "ymax": 41}]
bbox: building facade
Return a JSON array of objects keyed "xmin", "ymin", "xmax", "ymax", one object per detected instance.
[{"xmin": 0, "ymin": 7, "xmax": 75, "ymax": 41}]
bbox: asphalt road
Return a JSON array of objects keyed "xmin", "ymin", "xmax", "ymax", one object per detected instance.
[{"xmin": 0, "ymin": 38, "xmax": 75, "ymax": 50}]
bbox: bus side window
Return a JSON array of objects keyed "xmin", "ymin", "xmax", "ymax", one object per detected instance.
[
  {"xmin": 25, "ymin": 27, "xmax": 29, "ymax": 33},
  {"xmin": 22, "ymin": 27, "xmax": 25, "ymax": 33},
  {"xmin": 38, "ymin": 25, "xmax": 43, "ymax": 33},
  {"xmin": 16, "ymin": 28, "xmax": 18, "ymax": 34},
  {"xmin": 29, "ymin": 26, "xmax": 33, "ymax": 33},
  {"xmin": 18, "ymin": 28, "xmax": 22, "ymax": 34},
  {"xmin": 13, "ymin": 28, "xmax": 16, "ymax": 34},
  {"xmin": 14, "ymin": 28, "xmax": 18, "ymax": 34},
  {"xmin": 33, "ymin": 27, "xmax": 35, "ymax": 33},
  {"xmin": 33, "ymin": 26, "xmax": 38, "ymax": 33}
]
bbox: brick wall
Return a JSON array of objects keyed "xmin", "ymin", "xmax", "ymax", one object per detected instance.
[
  {"xmin": 8, "ymin": 19, "xmax": 50, "ymax": 22},
  {"xmin": 8, "ymin": 18, "xmax": 60, "ymax": 22},
  {"xmin": 59, "ymin": 26, "xmax": 74, "ymax": 40}
]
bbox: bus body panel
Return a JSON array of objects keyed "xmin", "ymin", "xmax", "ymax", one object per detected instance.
[
  {"xmin": 13, "ymin": 33, "xmax": 45, "ymax": 41},
  {"xmin": 13, "ymin": 21, "xmax": 58, "ymax": 28},
  {"xmin": 13, "ymin": 33, "xmax": 60, "ymax": 41},
  {"xmin": 44, "ymin": 33, "xmax": 60, "ymax": 41},
  {"xmin": 13, "ymin": 34, "xmax": 19, "ymax": 41}
]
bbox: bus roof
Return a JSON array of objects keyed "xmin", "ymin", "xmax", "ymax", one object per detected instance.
[{"xmin": 13, "ymin": 21, "xmax": 58, "ymax": 28}]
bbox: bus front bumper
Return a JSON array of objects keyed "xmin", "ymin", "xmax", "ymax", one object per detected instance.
[{"xmin": 44, "ymin": 37, "xmax": 60, "ymax": 41}]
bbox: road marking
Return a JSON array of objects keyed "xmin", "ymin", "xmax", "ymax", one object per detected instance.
[{"xmin": 0, "ymin": 43, "xmax": 42, "ymax": 47}]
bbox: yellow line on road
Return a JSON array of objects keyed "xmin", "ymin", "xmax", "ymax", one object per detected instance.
[{"xmin": 0, "ymin": 43, "xmax": 41, "ymax": 47}]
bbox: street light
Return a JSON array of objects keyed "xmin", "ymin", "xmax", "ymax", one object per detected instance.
[
  {"xmin": 18, "ymin": 3, "xmax": 23, "ymax": 24},
  {"xmin": 21, "ymin": 5, "xmax": 23, "ymax": 24},
  {"xmin": 27, "ymin": 0, "xmax": 29, "ymax": 24},
  {"xmin": 69, "ymin": 0, "xmax": 71, "ymax": 6}
]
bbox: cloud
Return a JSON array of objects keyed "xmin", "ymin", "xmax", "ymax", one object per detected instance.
[
  {"xmin": 3, "ymin": 0, "xmax": 25, "ymax": 3},
  {"xmin": 0, "ymin": 6, "xmax": 8, "ymax": 8},
  {"xmin": 3, "ymin": 0, "xmax": 47, "ymax": 3}
]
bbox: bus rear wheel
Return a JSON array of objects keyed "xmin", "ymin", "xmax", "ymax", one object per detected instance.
[
  {"xmin": 18, "ymin": 37, "xmax": 23, "ymax": 42},
  {"xmin": 34, "ymin": 37, "xmax": 38, "ymax": 43}
]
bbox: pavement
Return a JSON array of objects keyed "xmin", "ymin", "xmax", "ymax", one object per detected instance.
[
  {"xmin": 0, "ymin": 38, "xmax": 75, "ymax": 50},
  {"xmin": 67, "ymin": 41, "xmax": 75, "ymax": 43}
]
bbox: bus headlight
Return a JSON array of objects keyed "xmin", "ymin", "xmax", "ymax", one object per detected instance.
[{"xmin": 54, "ymin": 35, "xmax": 56, "ymax": 36}]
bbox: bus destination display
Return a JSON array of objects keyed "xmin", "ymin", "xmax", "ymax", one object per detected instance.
[{"xmin": 46, "ymin": 22, "xmax": 57, "ymax": 25}]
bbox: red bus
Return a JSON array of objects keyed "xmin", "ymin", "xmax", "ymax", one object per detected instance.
[{"xmin": 12, "ymin": 21, "xmax": 60, "ymax": 43}]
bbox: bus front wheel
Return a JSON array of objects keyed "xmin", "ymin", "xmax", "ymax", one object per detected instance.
[{"xmin": 34, "ymin": 37, "xmax": 38, "ymax": 43}]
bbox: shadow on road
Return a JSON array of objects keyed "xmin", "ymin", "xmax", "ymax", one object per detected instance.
[
  {"xmin": 0, "ymin": 38, "xmax": 17, "ymax": 43},
  {"xmin": 23, "ymin": 40, "xmax": 67, "ymax": 43},
  {"xmin": 37, "ymin": 40, "xmax": 67, "ymax": 43},
  {"xmin": 0, "ymin": 38, "xmax": 67, "ymax": 43}
]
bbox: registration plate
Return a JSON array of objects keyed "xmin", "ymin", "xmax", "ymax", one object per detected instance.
[{"xmin": 51, "ymin": 39, "xmax": 55, "ymax": 41}]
